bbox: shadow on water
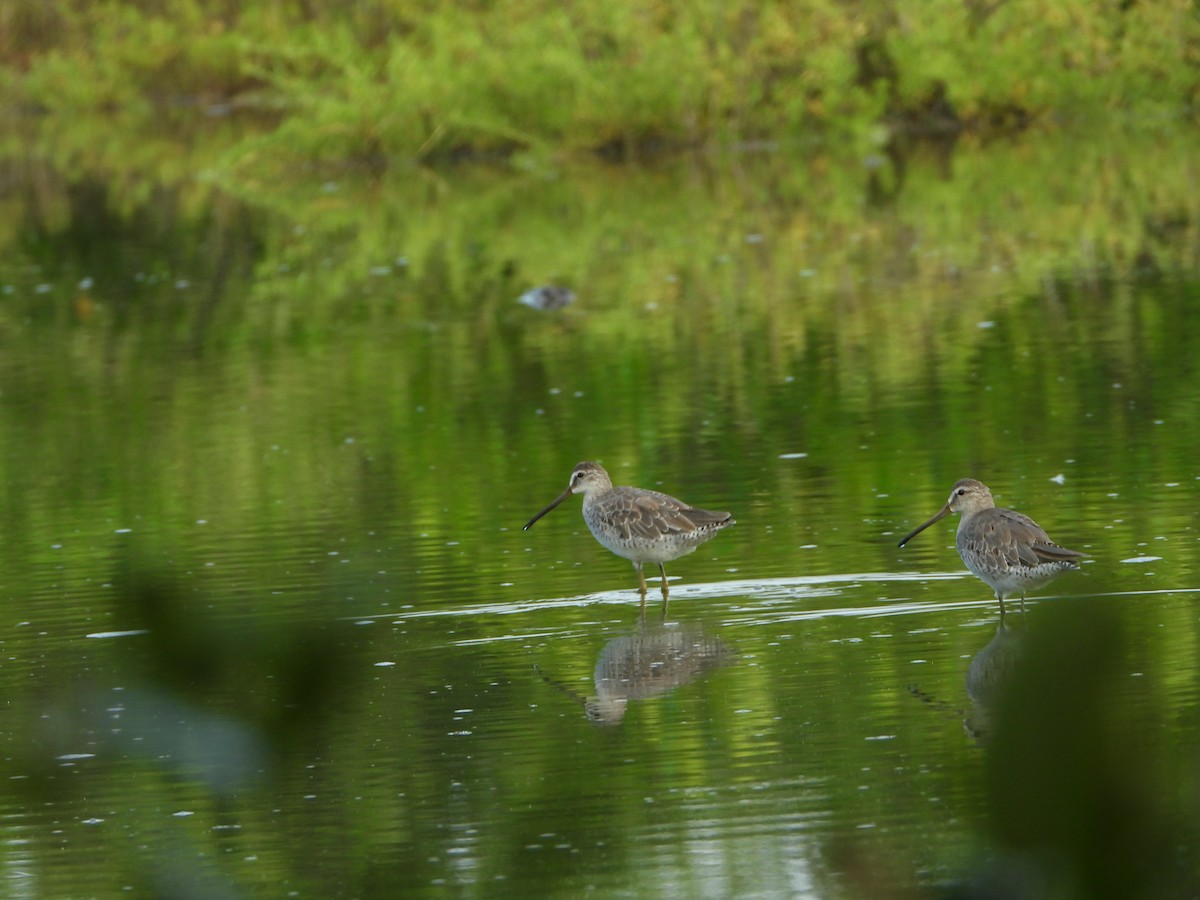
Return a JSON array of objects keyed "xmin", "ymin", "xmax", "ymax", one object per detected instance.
[{"xmin": 532, "ymin": 619, "xmax": 732, "ymax": 726}]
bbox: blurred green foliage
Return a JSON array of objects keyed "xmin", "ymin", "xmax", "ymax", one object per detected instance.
[{"xmin": 1, "ymin": 0, "xmax": 1197, "ymax": 165}]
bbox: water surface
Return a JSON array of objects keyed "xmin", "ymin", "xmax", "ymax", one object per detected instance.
[{"xmin": 1, "ymin": 121, "xmax": 1198, "ymax": 897}]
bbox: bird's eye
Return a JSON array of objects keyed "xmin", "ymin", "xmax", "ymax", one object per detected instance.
[{"xmin": 957, "ymin": 489, "xmax": 966, "ymax": 496}]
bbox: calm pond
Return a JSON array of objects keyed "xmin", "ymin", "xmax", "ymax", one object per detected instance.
[{"xmin": 1, "ymin": 119, "xmax": 1199, "ymax": 898}]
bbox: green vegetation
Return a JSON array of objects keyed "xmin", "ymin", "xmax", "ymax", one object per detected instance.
[{"xmin": 2, "ymin": 0, "xmax": 1197, "ymax": 166}]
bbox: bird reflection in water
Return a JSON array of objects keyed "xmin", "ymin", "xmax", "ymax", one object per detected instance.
[
  {"xmin": 907, "ymin": 606, "xmax": 1027, "ymax": 744},
  {"xmin": 963, "ymin": 618, "xmax": 1027, "ymax": 741},
  {"xmin": 534, "ymin": 621, "xmax": 731, "ymax": 726}
]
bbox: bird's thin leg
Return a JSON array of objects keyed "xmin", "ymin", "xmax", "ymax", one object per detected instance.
[
  {"xmin": 635, "ymin": 562, "xmax": 648, "ymax": 596},
  {"xmin": 996, "ymin": 592, "xmax": 1006, "ymax": 620},
  {"xmin": 658, "ymin": 564, "xmax": 669, "ymax": 600},
  {"xmin": 1018, "ymin": 593, "xmax": 1027, "ymax": 614}
]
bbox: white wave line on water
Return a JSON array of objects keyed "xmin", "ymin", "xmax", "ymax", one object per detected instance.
[
  {"xmin": 726, "ymin": 597, "xmax": 994, "ymax": 626},
  {"xmin": 675, "ymin": 570, "xmax": 969, "ymax": 599},
  {"xmin": 346, "ymin": 570, "xmax": 971, "ymax": 622},
  {"xmin": 448, "ymin": 586, "xmax": 1172, "ymax": 643},
  {"xmin": 726, "ymin": 585, "xmax": 1200, "ymax": 627},
  {"xmin": 453, "ymin": 630, "xmax": 580, "ymax": 647},
  {"xmin": 85, "ymin": 629, "xmax": 150, "ymax": 640},
  {"xmin": 1064, "ymin": 587, "xmax": 1200, "ymax": 600}
]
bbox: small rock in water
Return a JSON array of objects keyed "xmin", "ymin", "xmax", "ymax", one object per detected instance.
[{"xmin": 518, "ymin": 285, "xmax": 575, "ymax": 310}]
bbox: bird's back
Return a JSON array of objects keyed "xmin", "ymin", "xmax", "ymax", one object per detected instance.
[
  {"xmin": 583, "ymin": 486, "xmax": 733, "ymax": 562},
  {"xmin": 957, "ymin": 507, "xmax": 1086, "ymax": 593}
]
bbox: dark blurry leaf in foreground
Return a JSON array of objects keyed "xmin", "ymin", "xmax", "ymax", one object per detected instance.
[{"xmin": 984, "ymin": 600, "xmax": 1198, "ymax": 900}]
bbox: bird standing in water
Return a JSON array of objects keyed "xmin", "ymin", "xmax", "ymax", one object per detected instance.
[
  {"xmin": 524, "ymin": 461, "xmax": 734, "ymax": 608},
  {"xmin": 898, "ymin": 478, "xmax": 1087, "ymax": 615}
]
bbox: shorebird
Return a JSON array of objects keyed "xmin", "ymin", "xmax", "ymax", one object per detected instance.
[
  {"xmin": 898, "ymin": 478, "xmax": 1087, "ymax": 615},
  {"xmin": 517, "ymin": 285, "xmax": 575, "ymax": 310},
  {"xmin": 523, "ymin": 461, "xmax": 734, "ymax": 603}
]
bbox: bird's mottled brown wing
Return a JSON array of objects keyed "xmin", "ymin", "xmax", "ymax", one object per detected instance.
[
  {"xmin": 608, "ymin": 487, "xmax": 732, "ymax": 541},
  {"xmin": 1029, "ymin": 540, "xmax": 1089, "ymax": 564},
  {"xmin": 991, "ymin": 509, "xmax": 1087, "ymax": 567},
  {"xmin": 959, "ymin": 510, "xmax": 1041, "ymax": 569}
]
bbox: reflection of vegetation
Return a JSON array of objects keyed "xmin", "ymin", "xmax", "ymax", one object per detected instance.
[
  {"xmin": 2, "ymin": 100, "xmax": 1200, "ymax": 894},
  {"xmin": 2, "ymin": 0, "xmax": 1198, "ymax": 164},
  {"xmin": 1, "ymin": 125, "xmax": 1198, "ymax": 606}
]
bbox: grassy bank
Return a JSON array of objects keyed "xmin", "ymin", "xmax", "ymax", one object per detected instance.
[{"xmin": 1, "ymin": 0, "xmax": 1197, "ymax": 166}]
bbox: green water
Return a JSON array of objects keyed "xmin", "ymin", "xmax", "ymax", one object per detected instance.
[{"xmin": 1, "ymin": 121, "xmax": 1198, "ymax": 898}]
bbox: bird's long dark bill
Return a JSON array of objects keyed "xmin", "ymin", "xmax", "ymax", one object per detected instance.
[
  {"xmin": 523, "ymin": 488, "xmax": 574, "ymax": 531},
  {"xmin": 897, "ymin": 504, "xmax": 951, "ymax": 548}
]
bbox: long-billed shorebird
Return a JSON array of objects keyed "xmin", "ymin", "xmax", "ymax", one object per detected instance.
[
  {"xmin": 523, "ymin": 461, "xmax": 734, "ymax": 603},
  {"xmin": 898, "ymin": 478, "xmax": 1087, "ymax": 615}
]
